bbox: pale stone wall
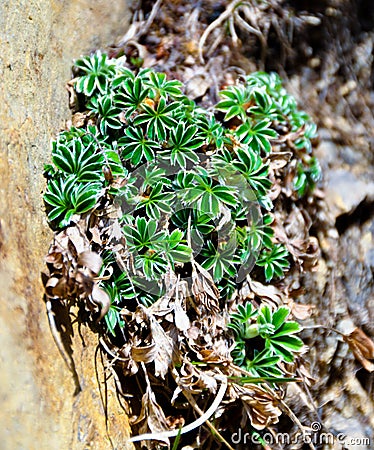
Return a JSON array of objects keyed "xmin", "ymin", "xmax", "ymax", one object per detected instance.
[{"xmin": 0, "ymin": 2, "xmax": 133, "ymax": 449}]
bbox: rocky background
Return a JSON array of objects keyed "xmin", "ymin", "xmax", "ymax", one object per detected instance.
[{"xmin": 0, "ymin": 2, "xmax": 133, "ymax": 449}]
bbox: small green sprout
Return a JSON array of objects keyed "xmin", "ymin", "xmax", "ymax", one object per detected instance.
[{"xmin": 228, "ymin": 302, "xmax": 304, "ymax": 377}]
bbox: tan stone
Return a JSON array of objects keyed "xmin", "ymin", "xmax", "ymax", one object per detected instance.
[{"xmin": 0, "ymin": 1, "xmax": 133, "ymax": 449}]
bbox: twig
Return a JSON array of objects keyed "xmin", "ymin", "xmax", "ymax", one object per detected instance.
[
  {"xmin": 271, "ymin": 392, "xmax": 317, "ymax": 450},
  {"xmin": 198, "ymin": 0, "xmax": 246, "ymax": 64},
  {"xmin": 129, "ymin": 375, "xmax": 228, "ymax": 443},
  {"xmin": 46, "ymin": 299, "xmax": 73, "ymax": 372},
  {"xmin": 233, "ymin": 8, "xmax": 268, "ymax": 68},
  {"xmin": 117, "ymin": 0, "xmax": 162, "ymax": 46},
  {"xmin": 140, "ymin": 0, "xmax": 163, "ymax": 38},
  {"xmin": 95, "ymin": 345, "xmax": 116, "ymax": 450},
  {"xmin": 302, "ymin": 324, "xmax": 346, "ymax": 337},
  {"xmin": 229, "ymin": 15, "xmax": 239, "ymax": 47},
  {"xmin": 99, "ymin": 337, "xmax": 128, "ymax": 362},
  {"xmin": 233, "ymin": 9, "xmax": 263, "ymax": 40},
  {"xmin": 181, "ymin": 383, "xmax": 235, "ymax": 450}
]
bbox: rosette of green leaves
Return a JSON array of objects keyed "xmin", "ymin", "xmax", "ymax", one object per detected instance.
[
  {"xmin": 74, "ymin": 51, "xmax": 117, "ymax": 97},
  {"xmin": 228, "ymin": 303, "xmax": 303, "ymax": 378},
  {"xmin": 44, "ymin": 176, "xmax": 101, "ymax": 227}
]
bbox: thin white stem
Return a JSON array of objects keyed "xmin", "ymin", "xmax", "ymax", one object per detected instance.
[
  {"xmin": 198, "ymin": 0, "xmax": 248, "ymax": 63},
  {"xmin": 129, "ymin": 376, "xmax": 228, "ymax": 442}
]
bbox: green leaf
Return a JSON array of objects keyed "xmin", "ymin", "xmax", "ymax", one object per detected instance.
[
  {"xmin": 145, "ymin": 71, "xmax": 183, "ymax": 100},
  {"xmin": 136, "ymin": 183, "xmax": 174, "ymax": 220},
  {"xmin": 52, "ymin": 135, "xmax": 105, "ymax": 182},
  {"xmin": 118, "ymin": 126, "xmax": 160, "ymax": 166},
  {"xmin": 113, "ymin": 75, "xmax": 150, "ymax": 117},
  {"xmin": 161, "ymin": 122, "xmax": 203, "ymax": 168},
  {"xmin": 44, "ymin": 176, "xmax": 101, "ymax": 228},
  {"xmin": 256, "ymin": 244, "xmax": 290, "ymax": 282},
  {"xmin": 74, "ymin": 51, "xmax": 116, "ymax": 97},
  {"xmin": 134, "ymin": 98, "xmax": 179, "ymax": 141},
  {"xmin": 271, "ymin": 306, "xmax": 290, "ymax": 330}
]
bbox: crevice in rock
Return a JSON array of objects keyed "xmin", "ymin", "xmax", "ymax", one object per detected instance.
[{"xmin": 335, "ymin": 197, "xmax": 374, "ymax": 235}]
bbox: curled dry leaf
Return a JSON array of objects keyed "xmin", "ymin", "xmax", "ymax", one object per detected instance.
[
  {"xmin": 117, "ymin": 342, "xmax": 139, "ymax": 376},
  {"xmin": 343, "ymin": 327, "xmax": 374, "ymax": 372},
  {"xmin": 174, "ymin": 296, "xmax": 190, "ymax": 332},
  {"xmin": 90, "ymin": 284, "xmax": 111, "ymax": 321},
  {"xmin": 274, "ymin": 209, "xmax": 320, "ymax": 270},
  {"xmin": 268, "ymin": 151, "xmax": 293, "ymax": 171},
  {"xmin": 248, "ymin": 279, "xmax": 283, "ymax": 307},
  {"xmin": 78, "ymin": 250, "xmax": 103, "ymax": 275},
  {"xmin": 191, "ymin": 262, "xmax": 220, "ymax": 315},
  {"xmin": 178, "ymin": 362, "xmax": 218, "ymax": 394},
  {"xmin": 45, "ymin": 276, "xmax": 68, "ymax": 299},
  {"xmin": 150, "ymin": 316, "xmax": 175, "ymax": 378},
  {"xmin": 286, "ymin": 299, "xmax": 315, "ymax": 320},
  {"xmin": 230, "ymin": 383, "xmax": 282, "ymax": 430},
  {"xmin": 189, "ymin": 336, "xmax": 232, "ymax": 365},
  {"xmin": 185, "ymin": 72, "xmax": 211, "ymax": 99},
  {"xmin": 71, "ymin": 112, "xmax": 87, "ymax": 128},
  {"xmin": 43, "ymin": 228, "xmax": 108, "ymax": 321},
  {"xmin": 137, "ymin": 306, "xmax": 175, "ymax": 378},
  {"xmin": 66, "ymin": 225, "xmax": 88, "ymax": 254},
  {"xmin": 131, "ymin": 342, "xmax": 157, "ymax": 364},
  {"xmin": 133, "ymin": 383, "xmax": 170, "ymax": 447}
]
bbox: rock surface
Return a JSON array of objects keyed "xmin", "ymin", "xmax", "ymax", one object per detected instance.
[{"xmin": 0, "ymin": 1, "xmax": 133, "ymax": 449}]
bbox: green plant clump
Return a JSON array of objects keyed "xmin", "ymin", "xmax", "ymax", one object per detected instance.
[
  {"xmin": 228, "ymin": 303, "xmax": 303, "ymax": 378},
  {"xmin": 44, "ymin": 51, "xmax": 319, "ymax": 412}
]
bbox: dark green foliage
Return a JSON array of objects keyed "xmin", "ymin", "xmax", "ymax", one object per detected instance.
[
  {"xmin": 201, "ymin": 238, "xmax": 240, "ymax": 282},
  {"xmin": 118, "ymin": 126, "xmax": 160, "ymax": 165},
  {"xmin": 135, "ymin": 182, "xmax": 174, "ymax": 220},
  {"xmin": 74, "ymin": 51, "xmax": 116, "ymax": 96},
  {"xmin": 51, "ymin": 137, "xmax": 104, "ymax": 182},
  {"xmin": 87, "ymin": 94, "xmax": 123, "ymax": 134},
  {"xmin": 145, "ymin": 71, "xmax": 183, "ymax": 100},
  {"xmin": 45, "ymin": 54, "xmax": 319, "ymax": 351},
  {"xmin": 163, "ymin": 123, "xmax": 204, "ymax": 168},
  {"xmin": 178, "ymin": 169, "xmax": 238, "ymax": 218},
  {"xmin": 256, "ymin": 244, "xmax": 290, "ymax": 282},
  {"xmin": 44, "ymin": 176, "xmax": 101, "ymax": 227},
  {"xmin": 228, "ymin": 302, "xmax": 303, "ymax": 376},
  {"xmin": 133, "ymin": 98, "xmax": 179, "ymax": 141}
]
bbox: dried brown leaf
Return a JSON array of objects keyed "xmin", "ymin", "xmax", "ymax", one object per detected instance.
[
  {"xmin": 91, "ymin": 284, "xmax": 111, "ymax": 320},
  {"xmin": 174, "ymin": 297, "xmax": 190, "ymax": 331},
  {"xmin": 178, "ymin": 362, "xmax": 218, "ymax": 394},
  {"xmin": 343, "ymin": 327, "xmax": 374, "ymax": 372},
  {"xmin": 190, "ymin": 339, "xmax": 231, "ymax": 365},
  {"xmin": 131, "ymin": 342, "xmax": 157, "ymax": 363},
  {"xmin": 65, "ymin": 226, "xmax": 88, "ymax": 254},
  {"xmin": 287, "ymin": 299, "xmax": 315, "ymax": 320},
  {"xmin": 268, "ymin": 151, "xmax": 293, "ymax": 170},
  {"xmin": 274, "ymin": 209, "xmax": 320, "ymax": 270},
  {"xmin": 185, "ymin": 73, "xmax": 210, "ymax": 99},
  {"xmin": 45, "ymin": 251, "xmax": 64, "ymax": 269},
  {"xmin": 78, "ymin": 251, "xmax": 102, "ymax": 275},
  {"xmin": 45, "ymin": 276, "xmax": 67, "ymax": 298},
  {"xmin": 133, "ymin": 383, "xmax": 170, "ymax": 446},
  {"xmin": 249, "ymin": 279, "xmax": 283, "ymax": 306},
  {"xmin": 71, "ymin": 112, "xmax": 87, "ymax": 128},
  {"xmin": 230, "ymin": 383, "xmax": 282, "ymax": 430},
  {"xmin": 191, "ymin": 262, "xmax": 220, "ymax": 315},
  {"xmin": 136, "ymin": 306, "xmax": 174, "ymax": 378}
]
